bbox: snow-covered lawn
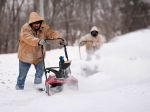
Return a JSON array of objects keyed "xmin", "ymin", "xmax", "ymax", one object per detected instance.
[{"xmin": 0, "ymin": 29, "xmax": 150, "ymax": 112}]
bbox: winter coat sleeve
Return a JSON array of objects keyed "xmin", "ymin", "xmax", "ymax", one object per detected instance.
[
  {"xmin": 20, "ymin": 24, "xmax": 39, "ymax": 46},
  {"xmin": 79, "ymin": 34, "xmax": 90, "ymax": 46},
  {"xmin": 44, "ymin": 24, "xmax": 60, "ymax": 40}
]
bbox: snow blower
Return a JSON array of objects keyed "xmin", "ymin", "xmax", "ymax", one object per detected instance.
[{"xmin": 41, "ymin": 38, "xmax": 78, "ymax": 96}]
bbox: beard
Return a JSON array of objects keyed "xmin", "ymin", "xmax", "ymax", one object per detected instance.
[
  {"xmin": 30, "ymin": 24, "xmax": 41, "ymax": 32},
  {"xmin": 30, "ymin": 21, "xmax": 42, "ymax": 32},
  {"xmin": 33, "ymin": 26, "xmax": 40, "ymax": 30}
]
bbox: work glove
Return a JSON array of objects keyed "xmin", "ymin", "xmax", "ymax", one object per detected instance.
[
  {"xmin": 38, "ymin": 39, "xmax": 47, "ymax": 46},
  {"xmin": 59, "ymin": 39, "xmax": 66, "ymax": 45}
]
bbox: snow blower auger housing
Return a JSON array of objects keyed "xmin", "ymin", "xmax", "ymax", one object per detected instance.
[{"xmin": 41, "ymin": 38, "xmax": 78, "ymax": 96}]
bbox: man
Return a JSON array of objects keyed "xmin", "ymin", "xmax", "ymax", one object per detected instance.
[
  {"xmin": 79, "ymin": 26, "xmax": 105, "ymax": 60},
  {"xmin": 16, "ymin": 12, "xmax": 63, "ymax": 90}
]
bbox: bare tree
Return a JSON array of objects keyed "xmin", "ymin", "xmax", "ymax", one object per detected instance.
[
  {"xmin": 120, "ymin": 0, "xmax": 150, "ymax": 33},
  {"xmin": 0, "ymin": 0, "xmax": 150, "ymax": 54}
]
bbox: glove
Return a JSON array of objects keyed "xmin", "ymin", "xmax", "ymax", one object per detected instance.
[
  {"xmin": 59, "ymin": 39, "xmax": 66, "ymax": 45},
  {"xmin": 60, "ymin": 40, "xmax": 65, "ymax": 45},
  {"xmin": 38, "ymin": 39, "xmax": 47, "ymax": 46}
]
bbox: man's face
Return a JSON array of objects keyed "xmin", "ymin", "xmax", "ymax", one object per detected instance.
[{"xmin": 32, "ymin": 22, "xmax": 41, "ymax": 30}]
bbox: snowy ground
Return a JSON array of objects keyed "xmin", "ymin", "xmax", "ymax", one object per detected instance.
[{"xmin": 0, "ymin": 29, "xmax": 150, "ymax": 112}]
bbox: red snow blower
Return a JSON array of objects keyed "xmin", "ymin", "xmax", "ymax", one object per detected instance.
[{"xmin": 41, "ymin": 38, "xmax": 78, "ymax": 96}]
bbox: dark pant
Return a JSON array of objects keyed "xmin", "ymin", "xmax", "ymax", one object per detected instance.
[{"xmin": 16, "ymin": 60, "xmax": 44, "ymax": 89}]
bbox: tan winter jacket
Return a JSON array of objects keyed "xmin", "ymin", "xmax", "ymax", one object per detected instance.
[
  {"xmin": 18, "ymin": 12, "xmax": 60, "ymax": 64},
  {"xmin": 79, "ymin": 26, "xmax": 105, "ymax": 53}
]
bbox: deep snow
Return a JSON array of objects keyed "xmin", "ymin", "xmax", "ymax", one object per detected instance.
[{"xmin": 0, "ymin": 29, "xmax": 150, "ymax": 112}]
